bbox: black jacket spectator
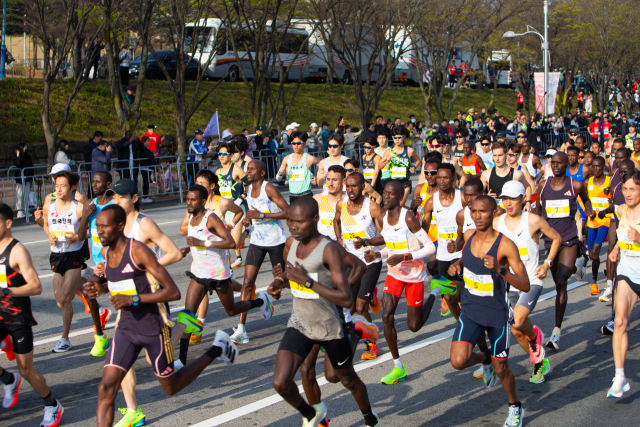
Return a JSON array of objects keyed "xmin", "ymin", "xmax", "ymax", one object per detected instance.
[
  {"xmin": 136, "ymin": 142, "xmax": 156, "ymax": 168},
  {"xmin": 13, "ymin": 146, "xmax": 34, "ymax": 184},
  {"xmin": 116, "ymin": 135, "xmax": 139, "ymax": 169}
]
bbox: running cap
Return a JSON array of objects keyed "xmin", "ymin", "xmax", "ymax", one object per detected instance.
[
  {"xmin": 147, "ymin": 124, "xmax": 156, "ymax": 129},
  {"xmin": 321, "ymin": 121, "xmax": 330, "ymax": 127},
  {"xmin": 500, "ymin": 181, "xmax": 525, "ymax": 198},
  {"xmin": 310, "ymin": 123, "xmax": 318, "ymax": 128},
  {"xmin": 106, "ymin": 179, "xmax": 138, "ymax": 196},
  {"xmin": 221, "ymin": 129, "xmax": 233, "ymax": 139},
  {"xmin": 285, "ymin": 124, "xmax": 294, "ymax": 131},
  {"xmin": 545, "ymin": 149, "xmax": 557, "ymax": 157},
  {"xmin": 290, "ymin": 122, "xmax": 300, "ymax": 128},
  {"xmin": 50, "ymin": 163, "xmax": 71, "ymax": 175},
  {"xmin": 194, "ymin": 129, "xmax": 203, "ymax": 135}
]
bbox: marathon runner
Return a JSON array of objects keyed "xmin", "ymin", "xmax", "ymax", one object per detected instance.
[
  {"xmin": 333, "ymin": 172, "xmax": 384, "ymax": 359},
  {"xmin": 476, "ymin": 134, "xmax": 495, "ymax": 169},
  {"xmin": 536, "ymin": 151, "xmax": 593, "ymax": 351},
  {"xmin": 366, "ymin": 181, "xmax": 451, "ymax": 385},
  {"xmin": 480, "ymin": 142, "xmax": 532, "ymax": 211},
  {"xmin": 412, "ymin": 152, "xmax": 441, "ymax": 277},
  {"xmin": 317, "ymin": 134, "xmax": 349, "ymax": 193},
  {"xmin": 452, "ymin": 128, "xmax": 469, "ymax": 161},
  {"xmin": 459, "ymin": 140, "xmax": 486, "ymax": 179},
  {"xmin": 383, "ymin": 126, "xmax": 420, "ymax": 207},
  {"xmin": 495, "ymin": 181, "xmax": 561, "ymax": 385},
  {"xmin": 85, "ymin": 205, "xmax": 237, "ymax": 427},
  {"xmin": 448, "ymin": 195, "xmax": 530, "ymax": 427},
  {"xmin": 374, "ymin": 131, "xmax": 392, "ymax": 195},
  {"xmin": 232, "ymin": 160, "xmax": 285, "ymax": 344},
  {"xmin": 276, "ymin": 130, "xmax": 319, "ymax": 204},
  {"xmin": 518, "ymin": 137, "xmax": 542, "ymax": 178},
  {"xmin": 361, "ymin": 136, "xmax": 382, "ymax": 191},
  {"xmin": 344, "ymin": 159, "xmax": 382, "ymax": 203},
  {"xmin": 0, "ymin": 203, "xmax": 64, "ymax": 427},
  {"xmin": 607, "ymin": 169, "xmax": 640, "ymax": 397},
  {"xmin": 314, "ymin": 165, "xmax": 346, "ymax": 241},
  {"xmin": 506, "ymin": 143, "xmax": 535, "ymax": 190},
  {"xmin": 267, "ymin": 198, "xmax": 380, "ymax": 427}
]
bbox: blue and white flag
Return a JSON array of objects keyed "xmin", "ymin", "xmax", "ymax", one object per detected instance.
[{"xmin": 204, "ymin": 111, "xmax": 220, "ymax": 137}]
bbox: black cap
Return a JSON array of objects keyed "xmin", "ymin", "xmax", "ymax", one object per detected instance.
[
  {"xmin": 478, "ymin": 127, "xmax": 488, "ymax": 136},
  {"xmin": 106, "ymin": 179, "xmax": 138, "ymax": 196},
  {"xmin": 321, "ymin": 121, "xmax": 330, "ymax": 127},
  {"xmin": 496, "ymin": 131, "xmax": 507, "ymax": 138},
  {"xmin": 568, "ymin": 127, "xmax": 579, "ymax": 135},
  {"xmin": 255, "ymin": 126, "xmax": 264, "ymax": 131},
  {"xmin": 147, "ymin": 124, "xmax": 156, "ymax": 129},
  {"xmin": 195, "ymin": 129, "xmax": 203, "ymax": 135}
]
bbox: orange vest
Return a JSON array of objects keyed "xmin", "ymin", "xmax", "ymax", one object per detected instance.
[{"xmin": 461, "ymin": 154, "xmax": 480, "ymax": 175}]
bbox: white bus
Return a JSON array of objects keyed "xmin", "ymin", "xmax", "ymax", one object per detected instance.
[{"xmin": 185, "ymin": 19, "xmax": 311, "ymax": 82}]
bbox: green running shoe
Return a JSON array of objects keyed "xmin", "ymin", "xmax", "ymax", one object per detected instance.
[
  {"xmin": 529, "ymin": 358, "xmax": 551, "ymax": 384},
  {"xmin": 114, "ymin": 408, "xmax": 146, "ymax": 427},
  {"xmin": 177, "ymin": 310, "xmax": 203, "ymax": 336},
  {"xmin": 381, "ymin": 364, "xmax": 408, "ymax": 384},
  {"xmin": 430, "ymin": 275, "xmax": 457, "ymax": 295},
  {"xmin": 90, "ymin": 334, "xmax": 109, "ymax": 357}
]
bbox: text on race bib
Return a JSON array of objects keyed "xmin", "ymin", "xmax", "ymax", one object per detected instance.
[
  {"xmin": 290, "ymin": 272, "xmax": 319, "ymax": 299},
  {"xmin": 463, "ymin": 267, "xmax": 494, "ymax": 297},
  {"xmin": 545, "ymin": 199, "xmax": 570, "ymax": 218},
  {"xmin": 108, "ymin": 279, "xmax": 138, "ymax": 296}
]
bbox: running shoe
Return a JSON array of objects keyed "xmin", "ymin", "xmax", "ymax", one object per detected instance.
[
  {"xmin": 2, "ymin": 372, "xmax": 21, "ymax": 408},
  {"xmin": 430, "ymin": 275, "xmax": 457, "ymax": 295},
  {"xmin": 600, "ymin": 286, "xmax": 613, "ymax": 302},
  {"xmin": 189, "ymin": 334, "xmax": 202, "ymax": 345},
  {"xmin": 213, "ymin": 330, "xmax": 239, "ymax": 365},
  {"xmin": 251, "ymin": 285, "xmax": 257, "ymax": 300},
  {"xmin": 483, "ymin": 364, "xmax": 498, "ymax": 388},
  {"xmin": 575, "ymin": 258, "xmax": 586, "ymax": 280},
  {"xmin": 440, "ymin": 297, "xmax": 451, "ymax": 317},
  {"xmin": 361, "ymin": 342, "xmax": 379, "ymax": 360},
  {"xmin": 472, "ymin": 366, "xmax": 484, "ymax": 378},
  {"xmin": 352, "ymin": 315, "xmax": 379, "ymax": 342},
  {"xmin": 1, "ymin": 336, "xmax": 15, "ymax": 361},
  {"xmin": 230, "ymin": 327, "xmax": 250, "ymax": 344},
  {"xmin": 545, "ymin": 330, "xmax": 560, "ymax": 350},
  {"xmin": 94, "ymin": 307, "xmax": 112, "ymax": 331},
  {"xmin": 602, "ymin": 319, "xmax": 615, "ymax": 335},
  {"xmin": 177, "ymin": 309, "xmax": 204, "ymax": 336},
  {"xmin": 369, "ymin": 288, "xmax": 382, "ymax": 316},
  {"xmin": 90, "ymin": 334, "xmax": 109, "ymax": 357},
  {"xmin": 79, "ymin": 293, "xmax": 91, "ymax": 314},
  {"xmin": 503, "ymin": 405, "xmax": 524, "ymax": 427},
  {"xmin": 259, "ymin": 292, "xmax": 274, "ymax": 320},
  {"xmin": 302, "ymin": 402, "xmax": 328, "ymax": 427},
  {"xmin": 366, "ymin": 409, "xmax": 380, "ymax": 427},
  {"xmin": 590, "ymin": 283, "xmax": 600, "ymax": 295},
  {"xmin": 51, "ymin": 338, "xmax": 72, "ymax": 353},
  {"xmin": 528, "ymin": 326, "xmax": 545, "ymax": 364},
  {"xmin": 174, "ymin": 360, "xmax": 184, "ymax": 371},
  {"xmin": 381, "ymin": 364, "xmax": 408, "ymax": 384},
  {"xmin": 141, "ymin": 198, "xmax": 153, "ymax": 204},
  {"xmin": 608, "ymin": 375, "xmax": 631, "ymax": 398},
  {"xmin": 114, "ymin": 408, "xmax": 146, "ymax": 427},
  {"xmin": 41, "ymin": 400, "xmax": 64, "ymax": 427},
  {"xmin": 230, "ymin": 259, "xmax": 244, "ymax": 269},
  {"xmin": 529, "ymin": 358, "xmax": 551, "ymax": 384}
]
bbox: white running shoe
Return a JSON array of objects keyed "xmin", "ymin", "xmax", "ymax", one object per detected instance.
[
  {"xmin": 230, "ymin": 327, "xmax": 250, "ymax": 344},
  {"xmin": 503, "ymin": 405, "xmax": 524, "ymax": 427},
  {"xmin": 259, "ymin": 292, "xmax": 274, "ymax": 320},
  {"xmin": 230, "ymin": 258, "xmax": 244, "ymax": 269},
  {"xmin": 302, "ymin": 402, "xmax": 328, "ymax": 427},
  {"xmin": 608, "ymin": 375, "xmax": 630, "ymax": 398},
  {"xmin": 2, "ymin": 372, "xmax": 21, "ymax": 408},
  {"xmin": 41, "ymin": 399, "xmax": 64, "ymax": 427},
  {"xmin": 212, "ymin": 330, "xmax": 238, "ymax": 365},
  {"xmin": 52, "ymin": 338, "xmax": 72, "ymax": 353},
  {"xmin": 141, "ymin": 197, "xmax": 153, "ymax": 203},
  {"xmin": 473, "ymin": 365, "xmax": 484, "ymax": 378},
  {"xmin": 545, "ymin": 332, "xmax": 560, "ymax": 350},
  {"xmin": 600, "ymin": 286, "xmax": 613, "ymax": 302},
  {"xmin": 574, "ymin": 258, "xmax": 586, "ymax": 280},
  {"xmin": 483, "ymin": 364, "xmax": 498, "ymax": 388},
  {"xmin": 602, "ymin": 319, "xmax": 615, "ymax": 335}
]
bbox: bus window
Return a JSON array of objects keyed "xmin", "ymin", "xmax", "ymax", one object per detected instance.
[
  {"xmin": 216, "ymin": 29, "xmax": 227, "ymax": 55},
  {"xmin": 280, "ymin": 34, "xmax": 308, "ymax": 55}
]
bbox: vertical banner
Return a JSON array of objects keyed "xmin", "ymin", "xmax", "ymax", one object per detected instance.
[
  {"xmin": 534, "ymin": 72, "xmax": 545, "ymax": 113},
  {"xmin": 534, "ymin": 72, "xmax": 561, "ymax": 115}
]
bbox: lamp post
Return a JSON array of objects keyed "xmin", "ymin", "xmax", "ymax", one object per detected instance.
[
  {"xmin": 503, "ymin": 1, "xmax": 550, "ymax": 115},
  {"xmin": 0, "ymin": 0, "xmax": 6, "ymax": 79}
]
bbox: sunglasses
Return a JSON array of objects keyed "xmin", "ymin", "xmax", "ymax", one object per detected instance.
[
  {"xmin": 328, "ymin": 144, "xmax": 340, "ymax": 149},
  {"xmin": 455, "ymin": 136, "xmax": 465, "ymax": 139},
  {"xmin": 431, "ymin": 144, "xmax": 442, "ymax": 148},
  {"xmin": 218, "ymin": 152, "xmax": 230, "ymax": 156},
  {"xmin": 507, "ymin": 153, "xmax": 518, "ymax": 157},
  {"xmin": 344, "ymin": 168, "xmax": 355, "ymax": 173},
  {"xmin": 579, "ymin": 156, "xmax": 585, "ymax": 159},
  {"xmin": 481, "ymin": 143, "xmax": 490, "ymax": 146},
  {"xmin": 363, "ymin": 145, "xmax": 374, "ymax": 149},
  {"xmin": 392, "ymin": 136, "xmax": 404, "ymax": 139},
  {"xmin": 517, "ymin": 136, "xmax": 526, "ymax": 139},
  {"xmin": 424, "ymin": 170, "xmax": 437, "ymax": 176}
]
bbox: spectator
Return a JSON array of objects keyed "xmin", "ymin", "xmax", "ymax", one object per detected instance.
[
  {"xmin": 307, "ymin": 123, "xmax": 319, "ymax": 154},
  {"xmin": 84, "ymin": 131, "xmax": 103, "ymax": 164},
  {"xmin": 282, "ymin": 122, "xmax": 299, "ymax": 151},
  {"xmin": 142, "ymin": 124, "xmax": 161, "ymax": 157},
  {"xmin": 363, "ymin": 122, "xmax": 376, "ymax": 141},
  {"xmin": 91, "ymin": 139, "xmax": 112, "ymax": 174},
  {"xmin": 86, "ymin": 38, "xmax": 103, "ymax": 80},
  {"xmin": 13, "ymin": 143, "xmax": 33, "ymax": 218},
  {"xmin": 320, "ymin": 121, "xmax": 330, "ymax": 150},
  {"xmin": 343, "ymin": 124, "xmax": 359, "ymax": 158},
  {"xmin": 253, "ymin": 126, "xmax": 265, "ymax": 153},
  {"xmin": 54, "ymin": 140, "xmax": 75, "ymax": 166},
  {"xmin": 119, "ymin": 45, "xmax": 131, "ymax": 86},
  {"xmin": 137, "ymin": 136, "xmax": 155, "ymax": 203},
  {"xmin": 187, "ymin": 129, "xmax": 209, "ymax": 187},
  {"xmin": 125, "ymin": 86, "xmax": 135, "ymax": 104},
  {"xmin": 116, "ymin": 130, "xmax": 138, "ymax": 180}
]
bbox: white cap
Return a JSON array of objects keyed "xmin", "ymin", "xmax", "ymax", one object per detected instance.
[
  {"xmin": 290, "ymin": 122, "xmax": 300, "ymax": 128},
  {"xmin": 285, "ymin": 124, "xmax": 294, "ymax": 131},
  {"xmin": 221, "ymin": 129, "xmax": 233, "ymax": 139},
  {"xmin": 545, "ymin": 149, "xmax": 557, "ymax": 157},
  {"xmin": 500, "ymin": 181, "xmax": 525, "ymax": 198},
  {"xmin": 50, "ymin": 163, "xmax": 71, "ymax": 175},
  {"xmin": 310, "ymin": 123, "xmax": 318, "ymax": 128},
  {"xmin": 449, "ymin": 120, "xmax": 455, "ymax": 124}
]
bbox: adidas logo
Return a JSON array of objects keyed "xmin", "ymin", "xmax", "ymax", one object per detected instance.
[
  {"xmin": 121, "ymin": 264, "xmax": 134, "ymax": 274},
  {"xmin": 564, "ymin": 191, "xmax": 572, "ymax": 196}
]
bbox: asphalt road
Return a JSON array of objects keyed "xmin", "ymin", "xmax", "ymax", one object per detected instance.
[{"xmin": 1, "ymin": 184, "xmax": 637, "ymax": 427}]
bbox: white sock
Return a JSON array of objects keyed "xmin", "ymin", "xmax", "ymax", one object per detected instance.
[
  {"xmin": 237, "ymin": 324, "xmax": 246, "ymax": 333},
  {"xmin": 393, "ymin": 358, "xmax": 403, "ymax": 369},
  {"xmin": 616, "ymin": 368, "xmax": 625, "ymax": 378},
  {"xmin": 99, "ymin": 307, "xmax": 105, "ymax": 315},
  {"xmin": 430, "ymin": 287, "xmax": 441, "ymax": 297},
  {"xmin": 198, "ymin": 318, "xmax": 206, "ymax": 325},
  {"xmin": 607, "ymin": 280, "xmax": 613, "ymax": 289},
  {"xmin": 553, "ymin": 327, "xmax": 561, "ymax": 336},
  {"xmin": 128, "ymin": 407, "xmax": 138, "ymax": 412}
]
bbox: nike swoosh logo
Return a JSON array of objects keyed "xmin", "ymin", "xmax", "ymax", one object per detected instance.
[
  {"xmin": 528, "ymin": 301, "xmax": 533, "ymax": 305},
  {"xmin": 394, "ymin": 227, "xmax": 401, "ymax": 231},
  {"xmin": 338, "ymin": 358, "xmax": 350, "ymax": 366},
  {"xmin": 517, "ymin": 231, "xmax": 523, "ymax": 236},
  {"xmin": 466, "ymin": 223, "xmax": 473, "ymax": 227},
  {"xmin": 437, "ymin": 209, "xmax": 444, "ymax": 213}
]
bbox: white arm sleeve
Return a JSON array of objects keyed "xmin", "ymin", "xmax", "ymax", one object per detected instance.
[
  {"xmin": 380, "ymin": 247, "xmax": 389, "ymax": 259},
  {"xmin": 410, "ymin": 228, "xmax": 436, "ymax": 260}
]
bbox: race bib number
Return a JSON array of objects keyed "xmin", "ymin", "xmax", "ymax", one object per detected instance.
[
  {"xmin": 462, "ymin": 165, "xmax": 476, "ymax": 175},
  {"xmin": 591, "ymin": 197, "xmax": 609, "ymax": 211},
  {"xmin": 385, "ymin": 234, "xmax": 409, "ymax": 255},
  {"xmin": 288, "ymin": 171, "xmax": 305, "ymax": 182},
  {"xmin": 438, "ymin": 226, "xmax": 457, "ymax": 241},
  {"xmin": 51, "ymin": 224, "xmax": 75, "ymax": 242},
  {"xmin": 320, "ymin": 218, "xmax": 333, "ymax": 227},
  {"xmin": 108, "ymin": 279, "xmax": 138, "ymax": 296},
  {"xmin": 516, "ymin": 241, "xmax": 530, "ymax": 261},
  {"xmin": 0, "ymin": 265, "xmax": 6, "ymax": 289},
  {"xmin": 220, "ymin": 186, "xmax": 232, "ymax": 198},
  {"xmin": 496, "ymin": 198, "xmax": 504, "ymax": 209},
  {"xmin": 91, "ymin": 229, "xmax": 101, "ymax": 245},
  {"xmin": 290, "ymin": 272, "xmax": 319, "ymax": 299},
  {"xmin": 545, "ymin": 199, "xmax": 570, "ymax": 218},
  {"xmin": 342, "ymin": 224, "xmax": 365, "ymax": 241},
  {"xmin": 618, "ymin": 228, "xmax": 640, "ymax": 257},
  {"xmin": 391, "ymin": 167, "xmax": 407, "ymax": 179},
  {"xmin": 253, "ymin": 204, "xmax": 272, "ymax": 225},
  {"xmin": 463, "ymin": 267, "xmax": 494, "ymax": 297},
  {"xmin": 363, "ymin": 168, "xmax": 375, "ymax": 179}
]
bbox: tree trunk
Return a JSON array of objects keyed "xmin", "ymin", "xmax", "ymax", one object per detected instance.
[{"xmin": 41, "ymin": 78, "xmax": 57, "ymax": 164}]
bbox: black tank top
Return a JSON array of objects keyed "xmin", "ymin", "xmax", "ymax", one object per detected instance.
[
  {"xmin": 540, "ymin": 177, "xmax": 578, "ymax": 243},
  {"xmin": 453, "ymin": 145, "xmax": 465, "ymax": 159},
  {"xmin": 488, "ymin": 167, "xmax": 514, "ymax": 197},
  {"xmin": 0, "ymin": 239, "xmax": 37, "ymax": 328},
  {"xmin": 460, "ymin": 232, "xmax": 509, "ymax": 327},
  {"xmin": 105, "ymin": 238, "xmax": 172, "ymax": 334},
  {"xmin": 611, "ymin": 169, "xmax": 620, "ymax": 191},
  {"xmin": 362, "ymin": 154, "xmax": 377, "ymax": 183}
]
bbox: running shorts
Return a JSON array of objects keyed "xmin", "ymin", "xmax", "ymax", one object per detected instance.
[
  {"xmin": 347, "ymin": 262, "xmax": 383, "ymax": 302},
  {"xmin": 0, "ymin": 324, "xmax": 34, "ymax": 354},
  {"xmin": 452, "ymin": 314, "xmax": 510, "ymax": 359},
  {"xmin": 544, "ymin": 236, "xmax": 584, "ymax": 258},
  {"xmin": 437, "ymin": 259, "xmax": 462, "ymax": 282},
  {"xmin": 508, "ymin": 285, "xmax": 543, "ymax": 313},
  {"xmin": 587, "ymin": 226, "xmax": 609, "ymax": 250},
  {"xmin": 50, "ymin": 249, "xmax": 84, "ymax": 275},
  {"xmin": 383, "ymin": 275, "xmax": 424, "ymax": 307},
  {"xmin": 278, "ymin": 327, "xmax": 353, "ymax": 370},
  {"xmin": 617, "ymin": 275, "xmax": 640, "ymax": 297},
  {"xmin": 186, "ymin": 271, "xmax": 230, "ymax": 295},
  {"xmin": 289, "ymin": 191, "xmax": 313, "ymax": 205},
  {"xmin": 246, "ymin": 243, "xmax": 285, "ymax": 269},
  {"xmin": 105, "ymin": 325, "xmax": 174, "ymax": 377}
]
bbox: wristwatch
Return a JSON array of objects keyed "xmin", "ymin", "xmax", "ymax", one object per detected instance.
[
  {"xmin": 131, "ymin": 295, "xmax": 140, "ymax": 306},
  {"xmin": 545, "ymin": 259, "xmax": 552, "ymax": 267},
  {"xmin": 204, "ymin": 240, "xmax": 212, "ymax": 248},
  {"xmin": 2, "ymin": 288, "xmax": 9, "ymax": 296},
  {"xmin": 404, "ymin": 253, "xmax": 412, "ymax": 261},
  {"xmin": 259, "ymin": 213, "xmax": 265, "ymax": 219},
  {"xmin": 498, "ymin": 266, "xmax": 508, "ymax": 276},
  {"xmin": 303, "ymin": 279, "xmax": 314, "ymax": 289},
  {"xmin": 362, "ymin": 238, "xmax": 370, "ymax": 247}
]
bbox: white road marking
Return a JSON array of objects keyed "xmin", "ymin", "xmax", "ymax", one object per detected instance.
[{"xmin": 192, "ymin": 281, "xmax": 588, "ymax": 427}]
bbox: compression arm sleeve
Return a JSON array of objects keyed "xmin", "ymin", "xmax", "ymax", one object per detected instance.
[
  {"xmin": 410, "ymin": 228, "xmax": 436, "ymax": 260},
  {"xmin": 380, "ymin": 247, "xmax": 388, "ymax": 259}
]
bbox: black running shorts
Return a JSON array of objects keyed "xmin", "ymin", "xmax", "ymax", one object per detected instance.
[
  {"xmin": 50, "ymin": 249, "xmax": 84, "ymax": 275},
  {"xmin": 452, "ymin": 314, "xmax": 510, "ymax": 359},
  {"xmin": 245, "ymin": 243, "xmax": 285, "ymax": 269},
  {"xmin": 617, "ymin": 275, "xmax": 640, "ymax": 297},
  {"xmin": 347, "ymin": 262, "xmax": 383, "ymax": 302},
  {"xmin": 0, "ymin": 324, "xmax": 34, "ymax": 354},
  {"xmin": 186, "ymin": 271, "xmax": 230, "ymax": 295},
  {"xmin": 105, "ymin": 325, "xmax": 174, "ymax": 377},
  {"xmin": 278, "ymin": 327, "xmax": 353, "ymax": 370}
]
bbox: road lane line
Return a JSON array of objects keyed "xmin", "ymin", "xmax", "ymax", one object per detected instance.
[{"xmin": 192, "ymin": 281, "xmax": 588, "ymax": 427}]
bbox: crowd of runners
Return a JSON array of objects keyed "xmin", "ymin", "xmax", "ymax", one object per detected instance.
[{"xmin": 1, "ymin": 117, "xmax": 640, "ymax": 427}]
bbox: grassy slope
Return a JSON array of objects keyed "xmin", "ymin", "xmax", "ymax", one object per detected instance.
[{"xmin": 0, "ymin": 79, "xmax": 518, "ymax": 143}]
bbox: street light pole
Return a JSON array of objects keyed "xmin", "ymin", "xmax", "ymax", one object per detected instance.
[
  {"xmin": 543, "ymin": 0, "xmax": 549, "ymax": 116},
  {"xmin": 0, "ymin": 0, "xmax": 6, "ymax": 79}
]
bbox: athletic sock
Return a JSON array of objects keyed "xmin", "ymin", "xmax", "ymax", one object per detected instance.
[
  {"xmin": 205, "ymin": 345, "xmax": 222, "ymax": 362},
  {"xmin": 237, "ymin": 324, "xmax": 246, "ymax": 333},
  {"xmin": 354, "ymin": 329, "xmax": 364, "ymax": 340},
  {"xmin": 430, "ymin": 287, "xmax": 441, "ymax": 297},
  {"xmin": 592, "ymin": 258, "xmax": 600, "ymax": 283},
  {"xmin": 483, "ymin": 349, "xmax": 492, "ymax": 365},
  {"xmin": 296, "ymin": 401, "xmax": 316, "ymax": 420},
  {"xmin": 361, "ymin": 406, "xmax": 377, "ymax": 425},
  {"xmin": 42, "ymin": 392, "xmax": 56, "ymax": 407},
  {"xmin": 250, "ymin": 298, "xmax": 265, "ymax": 309},
  {"xmin": 0, "ymin": 369, "xmax": 14, "ymax": 385},
  {"xmin": 553, "ymin": 327, "xmax": 561, "ymax": 337},
  {"xmin": 607, "ymin": 279, "xmax": 613, "ymax": 289},
  {"xmin": 179, "ymin": 338, "xmax": 189, "ymax": 365},
  {"xmin": 616, "ymin": 368, "xmax": 625, "ymax": 378},
  {"xmin": 393, "ymin": 358, "xmax": 403, "ymax": 369},
  {"xmin": 509, "ymin": 401, "xmax": 522, "ymax": 409},
  {"xmin": 198, "ymin": 318, "xmax": 206, "ymax": 326}
]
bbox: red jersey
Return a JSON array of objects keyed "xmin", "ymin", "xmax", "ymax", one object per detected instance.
[
  {"xmin": 588, "ymin": 122, "xmax": 600, "ymax": 139},
  {"xmin": 517, "ymin": 93, "xmax": 524, "ymax": 103},
  {"xmin": 449, "ymin": 64, "xmax": 457, "ymax": 75},
  {"xmin": 142, "ymin": 132, "xmax": 161, "ymax": 156},
  {"xmin": 460, "ymin": 63, "xmax": 468, "ymax": 74}
]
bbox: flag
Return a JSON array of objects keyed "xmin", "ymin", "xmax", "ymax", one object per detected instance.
[{"xmin": 204, "ymin": 111, "xmax": 219, "ymax": 137}]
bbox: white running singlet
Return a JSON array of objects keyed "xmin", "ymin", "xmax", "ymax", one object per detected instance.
[
  {"xmin": 188, "ymin": 210, "xmax": 232, "ymax": 280},
  {"xmin": 246, "ymin": 181, "xmax": 286, "ymax": 247},
  {"xmin": 127, "ymin": 212, "xmax": 162, "ymax": 260},
  {"xmin": 340, "ymin": 197, "xmax": 381, "ymax": 265},
  {"xmin": 497, "ymin": 212, "xmax": 543, "ymax": 287},
  {"xmin": 381, "ymin": 208, "xmax": 426, "ymax": 282},
  {"xmin": 433, "ymin": 190, "xmax": 463, "ymax": 261},
  {"xmin": 462, "ymin": 206, "xmax": 476, "ymax": 233},
  {"xmin": 48, "ymin": 199, "xmax": 83, "ymax": 253}
]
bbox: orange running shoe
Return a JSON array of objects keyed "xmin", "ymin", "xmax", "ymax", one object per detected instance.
[
  {"xmin": 94, "ymin": 308, "xmax": 112, "ymax": 331},
  {"xmin": 77, "ymin": 291, "xmax": 91, "ymax": 314},
  {"xmin": 590, "ymin": 284, "xmax": 600, "ymax": 295},
  {"xmin": 353, "ymin": 315, "xmax": 379, "ymax": 342},
  {"xmin": 2, "ymin": 336, "xmax": 15, "ymax": 361},
  {"xmin": 369, "ymin": 288, "xmax": 382, "ymax": 315},
  {"xmin": 190, "ymin": 334, "xmax": 202, "ymax": 345},
  {"xmin": 440, "ymin": 297, "xmax": 451, "ymax": 317},
  {"xmin": 361, "ymin": 342, "xmax": 379, "ymax": 360}
]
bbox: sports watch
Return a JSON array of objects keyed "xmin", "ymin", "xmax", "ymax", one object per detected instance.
[
  {"xmin": 132, "ymin": 295, "xmax": 140, "ymax": 306},
  {"xmin": 404, "ymin": 253, "xmax": 412, "ymax": 261},
  {"xmin": 205, "ymin": 240, "xmax": 212, "ymax": 248},
  {"xmin": 2, "ymin": 288, "xmax": 9, "ymax": 296},
  {"xmin": 498, "ymin": 266, "xmax": 508, "ymax": 276},
  {"xmin": 259, "ymin": 213, "xmax": 266, "ymax": 219},
  {"xmin": 303, "ymin": 279, "xmax": 314, "ymax": 289}
]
